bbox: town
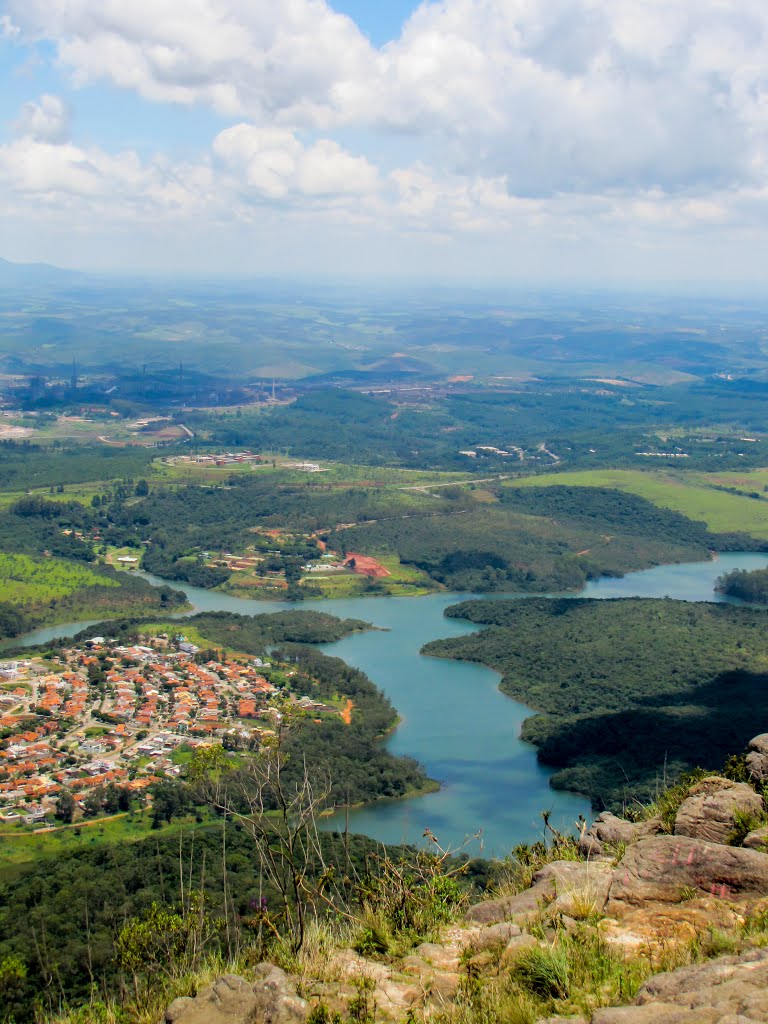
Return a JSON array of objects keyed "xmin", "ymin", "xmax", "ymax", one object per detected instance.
[{"xmin": 0, "ymin": 634, "xmax": 345, "ymax": 828}]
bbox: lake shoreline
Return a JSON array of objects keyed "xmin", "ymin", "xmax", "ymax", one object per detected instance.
[{"xmin": 6, "ymin": 553, "xmax": 768, "ymax": 854}]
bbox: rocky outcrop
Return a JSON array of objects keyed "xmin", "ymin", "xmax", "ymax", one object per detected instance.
[
  {"xmin": 606, "ymin": 835, "xmax": 768, "ymax": 911},
  {"xmin": 164, "ymin": 749, "xmax": 768, "ymax": 1024},
  {"xmin": 466, "ymin": 859, "xmax": 614, "ymax": 925},
  {"xmin": 746, "ymin": 734, "xmax": 768, "ymax": 784},
  {"xmin": 579, "ymin": 812, "xmax": 660, "ymax": 857},
  {"xmin": 673, "ymin": 777, "xmax": 764, "ymax": 845},
  {"xmin": 581, "ymin": 948, "xmax": 768, "ymax": 1023},
  {"xmin": 165, "ymin": 968, "xmax": 308, "ymax": 1024}
]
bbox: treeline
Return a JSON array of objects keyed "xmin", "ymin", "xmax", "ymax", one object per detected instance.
[
  {"xmin": 716, "ymin": 566, "xmax": 768, "ymax": 603},
  {"xmin": 331, "ymin": 486, "xmax": 735, "ymax": 594},
  {"xmin": 424, "ymin": 596, "xmax": 768, "ymax": 809},
  {"xmin": 67, "ymin": 609, "xmax": 371, "ymax": 651},
  {"xmin": 0, "ymin": 440, "xmax": 155, "ymax": 491}
]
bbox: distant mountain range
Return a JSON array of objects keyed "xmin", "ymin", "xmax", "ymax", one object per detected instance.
[{"xmin": 0, "ymin": 256, "xmax": 83, "ymax": 288}]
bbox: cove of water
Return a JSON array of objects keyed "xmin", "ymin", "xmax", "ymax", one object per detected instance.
[{"xmin": 9, "ymin": 552, "xmax": 768, "ymax": 856}]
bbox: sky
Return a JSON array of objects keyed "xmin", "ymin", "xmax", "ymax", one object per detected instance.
[{"xmin": 2, "ymin": 0, "xmax": 768, "ymax": 289}]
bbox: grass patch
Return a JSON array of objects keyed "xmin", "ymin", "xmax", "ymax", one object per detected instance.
[{"xmin": 0, "ymin": 551, "xmax": 119, "ymax": 605}]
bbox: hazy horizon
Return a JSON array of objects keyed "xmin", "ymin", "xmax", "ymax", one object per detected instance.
[{"xmin": 2, "ymin": 1, "xmax": 768, "ymax": 290}]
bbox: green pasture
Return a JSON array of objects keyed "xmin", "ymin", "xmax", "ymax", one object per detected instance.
[
  {"xmin": 507, "ymin": 468, "xmax": 768, "ymax": 538},
  {"xmin": 0, "ymin": 551, "xmax": 119, "ymax": 605},
  {"xmin": 0, "ymin": 809, "xmax": 216, "ymax": 878}
]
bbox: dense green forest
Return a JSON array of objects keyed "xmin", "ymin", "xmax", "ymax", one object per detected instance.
[
  {"xmin": 0, "ymin": 440, "xmax": 156, "ymax": 491},
  {"xmin": 187, "ymin": 381, "xmax": 768, "ymax": 472},
  {"xmin": 68, "ymin": 608, "xmax": 372, "ymax": 651},
  {"xmin": 331, "ymin": 487, "xmax": 750, "ymax": 593},
  {"xmin": 0, "ymin": 824, "xmax": 413, "ymax": 1022},
  {"xmin": 424, "ymin": 597, "xmax": 768, "ymax": 810},
  {"xmin": 715, "ymin": 566, "xmax": 768, "ymax": 603}
]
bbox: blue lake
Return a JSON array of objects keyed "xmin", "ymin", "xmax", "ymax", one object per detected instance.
[{"xmin": 10, "ymin": 552, "xmax": 768, "ymax": 857}]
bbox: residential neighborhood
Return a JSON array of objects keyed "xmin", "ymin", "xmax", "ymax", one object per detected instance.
[{"xmin": 0, "ymin": 635, "xmax": 343, "ymax": 828}]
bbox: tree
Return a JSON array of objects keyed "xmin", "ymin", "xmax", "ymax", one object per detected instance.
[
  {"xmin": 82, "ymin": 786, "xmax": 105, "ymax": 818},
  {"xmin": 55, "ymin": 787, "xmax": 76, "ymax": 824},
  {"xmin": 135, "ymin": 479, "xmax": 150, "ymax": 497},
  {"xmin": 191, "ymin": 728, "xmax": 338, "ymax": 952}
]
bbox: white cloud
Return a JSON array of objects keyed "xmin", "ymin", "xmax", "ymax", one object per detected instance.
[
  {"xmin": 8, "ymin": 0, "xmax": 373, "ymax": 125},
  {"xmin": 6, "ymin": 0, "xmax": 768, "ymax": 280},
  {"xmin": 14, "ymin": 94, "xmax": 71, "ymax": 143},
  {"xmin": 1, "ymin": 14, "xmax": 21, "ymax": 39},
  {"xmin": 213, "ymin": 124, "xmax": 378, "ymax": 200}
]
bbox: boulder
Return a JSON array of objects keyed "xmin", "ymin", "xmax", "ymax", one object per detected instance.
[
  {"xmin": 636, "ymin": 948, "xmax": 768, "ymax": 1003},
  {"xmin": 743, "ymin": 826, "xmax": 768, "ymax": 850},
  {"xmin": 587, "ymin": 949, "xmax": 768, "ymax": 1019},
  {"xmin": 165, "ymin": 975, "xmax": 260, "ymax": 1024},
  {"xmin": 165, "ymin": 969, "xmax": 309, "ymax": 1024},
  {"xmin": 465, "ymin": 860, "xmax": 612, "ymax": 925},
  {"xmin": 579, "ymin": 812, "xmax": 648, "ymax": 857},
  {"xmin": 606, "ymin": 835, "xmax": 768, "ymax": 911},
  {"xmin": 165, "ymin": 997, "xmax": 195, "ymax": 1023},
  {"xmin": 746, "ymin": 733, "xmax": 768, "ymax": 784},
  {"xmin": 673, "ymin": 777, "xmax": 763, "ymax": 845},
  {"xmin": 413, "ymin": 942, "xmax": 458, "ymax": 970},
  {"xmin": 251, "ymin": 965, "xmax": 309, "ymax": 1024},
  {"xmin": 469, "ymin": 921, "xmax": 522, "ymax": 952}
]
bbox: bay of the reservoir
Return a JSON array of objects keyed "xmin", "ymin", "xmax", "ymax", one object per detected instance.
[{"xmin": 9, "ymin": 552, "xmax": 768, "ymax": 856}]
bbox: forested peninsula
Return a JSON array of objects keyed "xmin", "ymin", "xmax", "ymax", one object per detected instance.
[
  {"xmin": 716, "ymin": 566, "xmax": 768, "ymax": 604},
  {"xmin": 423, "ymin": 597, "xmax": 768, "ymax": 810}
]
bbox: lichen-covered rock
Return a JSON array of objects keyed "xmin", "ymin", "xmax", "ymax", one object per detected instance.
[
  {"xmin": 607, "ymin": 835, "xmax": 768, "ymax": 911},
  {"xmin": 673, "ymin": 777, "xmax": 764, "ymax": 845}
]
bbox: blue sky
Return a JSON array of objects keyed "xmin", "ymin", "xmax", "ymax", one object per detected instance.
[
  {"xmin": 329, "ymin": 1, "xmax": 421, "ymax": 45},
  {"xmin": 1, "ymin": 1, "xmax": 768, "ymax": 290}
]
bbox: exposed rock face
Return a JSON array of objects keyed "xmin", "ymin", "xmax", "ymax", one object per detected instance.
[
  {"xmin": 673, "ymin": 777, "xmax": 764, "ymax": 845},
  {"xmin": 469, "ymin": 921, "xmax": 522, "ymax": 951},
  {"xmin": 164, "ymin": 968, "xmax": 308, "ymax": 1024},
  {"xmin": 579, "ymin": 812, "xmax": 657, "ymax": 857},
  {"xmin": 606, "ymin": 835, "xmax": 768, "ymax": 911},
  {"xmin": 746, "ymin": 733, "xmax": 768, "ymax": 784},
  {"xmin": 601, "ymin": 899, "xmax": 743, "ymax": 954},
  {"xmin": 465, "ymin": 860, "xmax": 613, "ymax": 925}
]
